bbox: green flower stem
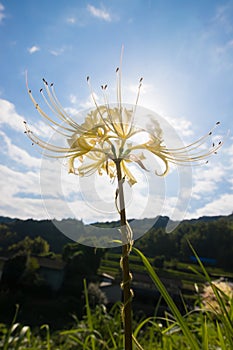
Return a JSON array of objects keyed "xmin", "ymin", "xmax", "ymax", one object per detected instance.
[{"xmin": 115, "ymin": 159, "xmax": 133, "ymax": 350}]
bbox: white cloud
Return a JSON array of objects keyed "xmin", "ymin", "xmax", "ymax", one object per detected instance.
[
  {"xmin": 212, "ymin": 3, "xmax": 233, "ymax": 33},
  {"xmin": 127, "ymin": 83, "xmax": 154, "ymax": 96},
  {"xmin": 66, "ymin": 17, "xmax": 76, "ymax": 24},
  {"xmin": 191, "ymin": 164, "xmax": 226, "ymax": 200},
  {"xmin": 0, "ymin": 3, "xmax": 5, "ymax": 23},
  {"xmin": 87, "ymin": 4, "xmax": 112, "ymax": 22},
  {"xmin": 216, "ymin": 39, "xmax": 233, "ymax": 54},
  {"xmin": 69, "ymin": 94, "xmax": 78, "ymax": 104},
  {"xmin": 221, "ymin": 142, "xmax": 233, "ymax": 189},
  {"xmin": 188, "ymin": 193, "xmax": 233, "ymax": 218},
  {"xmin": 0, "ymin": 99, "xmax": 25, "ymax": 132},
  {"xmin": 165, "ymin": 116, "xmax": 194, "ymax": 137},
  {"xmin": 28, "ymin": 46, "xmax": 40, "ymax": 54},
  {"xmin": 0, "ymin": 164, "xmax": 44, "ymax": 219},
  {"xmin": 49, "ymin": 48, "xmax": 65, "ymax": 56},
  {"xmin": 64, "ymin": 107, "xmax": 80, "ymax": 118},
  {"xmin": 0, "ymin": 165, "xmax": 39, "ymax": 197},
  {"xmin": 79, "ymin": 92, "xmax": 100, "ymax": 110},
  {"xmin": 0, "ymin": 131, "xmax": 41, "ymax": 169},
  {"xmin": 0, "ymin": 98, "xmax": 54, "ymax": 137}
]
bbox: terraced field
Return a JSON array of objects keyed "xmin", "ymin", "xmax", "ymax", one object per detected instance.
[{"xmin": 98, "ymin": 251, "xmax": 233, "ymax": 305}]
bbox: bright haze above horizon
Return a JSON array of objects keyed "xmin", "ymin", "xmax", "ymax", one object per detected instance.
[{"xmin": 0, "ymin": 0, "xmax": 232, "ymax": 224}]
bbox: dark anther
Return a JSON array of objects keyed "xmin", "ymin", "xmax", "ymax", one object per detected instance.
[
  {"xmin": 36, "ymin": 104, "xmax": 38, "ymax": 109},
  {"xmin": 139, "ymin": 77, "xmax": 143, "ymax": 82},
  {"xmin": 212, "ymin": 143, "xmax": 215, "ymax": 147},
  {"xmin": 87, "ymin": 76, "xmax": 90, "ymax": 82},
  {"xmin": 116, "ymin": 67, "xmax": 119, "ymax": 72},
  {"xmin": 218, "ymin": 141, "xmax": 222, "ymax": 145},
  {"xmin": 40, "ymin": 88, "xmax": 43, "ymax": 92},
  {"xmin": 50, "ymin": 83, "xmax": 54, "ymax": 87},
  {"xmin": 24, "ymin": 131, "xmax": 27, "ymax": 133},
  {"xmin": 101, "ymin": 85, "xmax": 104, "ymax": 89},
  {"xmin": 206, "ymin": 160, "xmax": 209, "ymax": 164},
  {"xmin": 209, "ymin": 131, "xmax": 212, "ymax": 135},
  {"xmin": 23, "ymin": 121, "xmax": 27, "ymax": 124},
  {"xmin": 28, "ymin": 89, "xmax": 31, "ymax": 93},
  {"xmin": 216, "ymin": 121, "xmax": 220, "ymax": 125},
  {"xmin": 214, "ymin": 152, "xmax": 217, "ymax": 154},
  {"xmin": 104, "ymin": 84, "xmax": 107, "ymax": 89},
  {"xmin": 43, "ymin": 78, "xmax": 48, "ymax": 85},
  {"xmin": 32, "ymin": 143, "xmax": 34, "ymax": 146}
]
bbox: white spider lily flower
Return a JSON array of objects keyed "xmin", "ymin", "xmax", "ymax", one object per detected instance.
[{"xmin": 25, "ymin": 69, "xmax": 223, "ymax": 184}]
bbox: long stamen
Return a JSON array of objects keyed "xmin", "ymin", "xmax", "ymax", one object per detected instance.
[
  {"xmin": 129, "ymin": 77, "xmax": 143, "ymax": 134},
  {"xmin": 28, "ymin": 89, "xmax": 76, "ymax": 133},
  {"xmin": 165, "ymin": 122, "xmax": 220, "ymax": 153},
  {"xmin": 163, "ymin": 131, "xmax": 224, "ymax": 160},
  {"xmin": 135, "ymin": 78, "xmax": 143, "ymax": 109},
  {"xmin": 160, "ymin": 141, "xmax": 223, "ymax": 163},
  {"xmin": 116, "ymin": 67, "xmax": 120, "ymax": 111},
  {"xmin": 87, "ymin": 76, "xmax": 103, "ymax": 116},
  {"xmin": 100, "ymin": 84, "xmax": 117, "ymax": 130},
  {"xmin": 86, "ymin": 76, "xmax": 115, "ymax": 133},
  {"xmin": 50, "ymin": 83, "xmax": 81, "ymax": 128},
  {"xmin": 41, "ymin": 80, "xmax": 81, "ymax": 130}
]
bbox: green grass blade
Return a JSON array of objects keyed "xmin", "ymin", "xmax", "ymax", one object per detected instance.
[
  {"xmin": 201, "ymin": 316, "xmax": 208, "ymax": 350},
  {"xmin": 133, "ymin": 317, "xmax": 155, "ymax": 338},
  {"xmin": 187, "ymin": 241, "xmax": 211, "ymax": 282},
  {"xmin": 68, "ymin": 333, "xmax": 86, "ymax": 346},
  {"xmin": 3, "ymin": 304, "xmax": 19, "ymax": 350},
  {"xmin": 187, "ymin": 241, "xmax": 233, "ymax": 347},
  {"xmin": 83, "ymin": 279, "xmax": 96, "ymax": 350},
  {"xmin": 40, "ymin": 324, "xmax": 51, "ymax": 350},
  {"xmin": 15, "ymin": 325, "xmax": 30, "ymax": 350},
  {"xmin": 106, "ymin": 324, "xmax": 117, "ymax": 349},
  {"xmin": 216, "ymin": 321, "xmax": 227, "ymax": 350},
  {"xmin": 133, "ymin": 247, "xmax": 200, "ymax": 350}
]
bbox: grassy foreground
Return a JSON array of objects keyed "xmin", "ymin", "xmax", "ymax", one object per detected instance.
[{"xmin": 0, "ymin": 248, "xmax": 232, "ymax": 350}]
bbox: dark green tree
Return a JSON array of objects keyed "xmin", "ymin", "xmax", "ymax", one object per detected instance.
[
  {"xmin": 8, "ymin": 236, "xmax": 50, "ymax": 256},
  {"xmin": 62, "ymin": 243, "xmax": 104, "ymax": 296}
]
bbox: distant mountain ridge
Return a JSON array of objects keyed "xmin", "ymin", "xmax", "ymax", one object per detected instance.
[
  {"xmin": 184, "ymin": 214, "xmax": 233, "ymax": 223},
  {"xmin": 1, "ymin": 213, "xmax": 232, "ymax": 224},
  {"xmin": 0, "ymin": 213, "xmax": 232, "ymax": 254},
  {"xmin": 0, "ymin": 216, "xmax": 18, "ymax": 223},
  {"xmin": 91, "ymin": 213, "xmax": 233, "ymax": 228}
]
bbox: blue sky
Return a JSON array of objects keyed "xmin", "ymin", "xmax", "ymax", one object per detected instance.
[{"xmin": 0, "ymin": 0, "xmax": 232, "ymax": 224}]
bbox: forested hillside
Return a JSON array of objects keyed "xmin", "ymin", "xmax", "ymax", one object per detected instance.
[{"xmin": 0, "ymin": 214, "xmax": 233, "ymax": 270}]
